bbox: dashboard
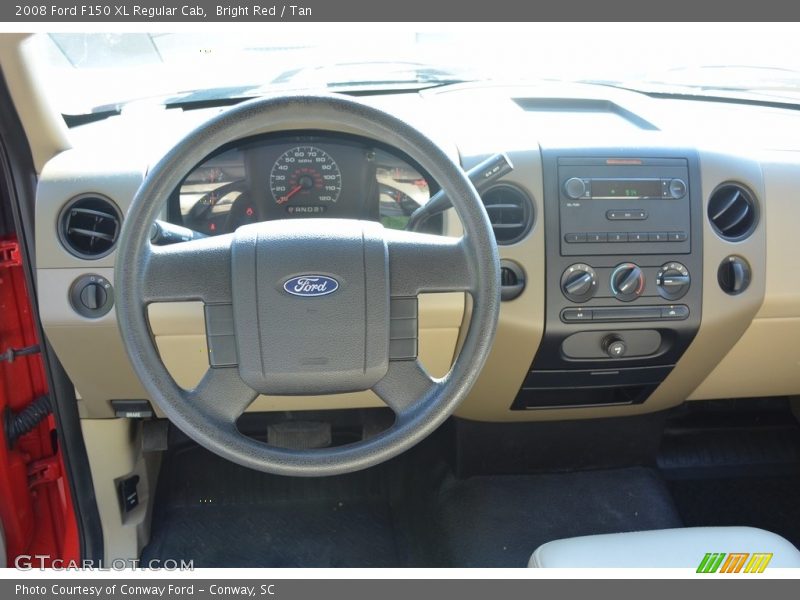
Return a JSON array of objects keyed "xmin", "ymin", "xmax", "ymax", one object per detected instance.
[
  {"xmin": 170, "ymin": 133, "xmax": 438, "ymax": 236},
  {"xmin": 27, "ymin": 80, "xmax": 800, "ymax": 424}
]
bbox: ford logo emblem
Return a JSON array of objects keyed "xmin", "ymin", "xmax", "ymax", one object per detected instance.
[{"xmin": 283, "ymin": 275, "xmax": 339, "ymax": 297}]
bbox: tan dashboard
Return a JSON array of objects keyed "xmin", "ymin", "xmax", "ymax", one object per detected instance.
[{"xmin": 26, "ymin": 89, "xmax": 800, "ymax": 423}]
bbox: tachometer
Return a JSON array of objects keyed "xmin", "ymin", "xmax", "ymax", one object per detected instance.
[{"xmin": 269, "ymin": 146, "xmax": 342, "ymax": 212}]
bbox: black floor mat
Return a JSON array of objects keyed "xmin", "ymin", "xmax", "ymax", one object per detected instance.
[
  {"xmin": 143, "ymin": 503, "xmax": 399, "ymax": 567},
  {"xmin": 425, "ymin": 467, "xmax": 682, "ymax": 567},
  {"xmin": 658, "ymin": 401, "xmax": 800, "ymax": 550},
  {"xmin": 142, "ymin": 439, "xmax": 682, "ymax": 567},
  {"xmin": 141, "ymin": 444, "xmax": 409, "ymax": 567},
  {"xmin": 668, "ymin": 474, "xmax": 800, "ymax": 550},
  {"xmin": 658, "ymin": 413, "xmax": 800, "ymax": 476}
]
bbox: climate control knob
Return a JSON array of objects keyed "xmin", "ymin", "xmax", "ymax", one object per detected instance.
[
  {"xmin": 656, "ymin": 262, "xmax": 691, "ymax": 300},
  {"xmin": 561, "ymin": 263, "xmax": 598, "ymax": 303},
  {"xmin": 610, "ymin": 263, "xmax": 645, "ymax": 302}
]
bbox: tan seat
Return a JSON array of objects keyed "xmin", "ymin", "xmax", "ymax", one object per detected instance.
[{"xmin": 529, "ymin": 527, "xmax": 800, "ymax": 568}]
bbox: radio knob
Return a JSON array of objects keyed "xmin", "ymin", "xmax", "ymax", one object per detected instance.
[
  {"xmin": 669, "ymin": 178, "xmax": 687, "ymax": 199},
  {"xmin": 564, "ymin": 177, "xmax": 587, "ymax": 200},
  {"xmin": 610, "ymin": 263, "xmax": 645, "ymax": 302},
  {"xmin": 561, "ymin": 263, "xmax": 598, "ymax": 303},
  {"xmin": 656, "ymin": 262, "xmax": 691, "ymax": 300}
]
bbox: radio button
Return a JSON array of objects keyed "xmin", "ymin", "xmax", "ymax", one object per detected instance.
[
  {"xmin": 564, "ymin": 232, "xmax": 587, "ymax": 243},
  {"xmin": 649, "ymin": 232, "xmax": 669, "ymax": 242},
  {"xmin": 587, "ymin": 232, "xmax": 607, "ymax": 243},
  {"xmin": 608, "ymin": 232, "xmax": 628, "ymax": 242},
  {"xmin": 669, "ymin": 231, "xmax": 688, "ymax": 242},
  {"xmin": 606, "ymin": 209, "xmax": 648, "ymax": 220},
  {"xmin": 629, "ymin": 232, "xmax": 648, "ymax": 242}
]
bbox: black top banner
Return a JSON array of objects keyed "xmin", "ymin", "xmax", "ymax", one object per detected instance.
[{"xmin": 4, "ymin": 0, "xmax": 800, "ymax": 21}]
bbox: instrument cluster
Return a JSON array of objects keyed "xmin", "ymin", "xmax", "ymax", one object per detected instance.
[{"xmin": 171, "ymin": 133, "xmax": 435, "ymax": 235}]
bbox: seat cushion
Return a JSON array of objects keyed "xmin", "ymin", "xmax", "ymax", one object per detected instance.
[{"xmin": 530, "ymin": 526, "xmax": 800, "ymax": 568}]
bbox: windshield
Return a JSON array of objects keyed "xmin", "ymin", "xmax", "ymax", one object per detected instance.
[{"xmin": 29, "ymin": 24, "xmax": 800, "ymax": 116}]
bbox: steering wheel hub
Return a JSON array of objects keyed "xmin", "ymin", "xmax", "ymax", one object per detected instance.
[{"xmin": 231, "ymin": 218, "xmax": 390, "ymax": 395}]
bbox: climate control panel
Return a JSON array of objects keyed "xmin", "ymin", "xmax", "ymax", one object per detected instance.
[{"xmin": 559, "ymin": 261, "xmax": 692, "ymax": 308}]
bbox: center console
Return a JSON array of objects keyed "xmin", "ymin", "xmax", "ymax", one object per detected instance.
[{"xmin": 514, "ymin": 149, "xmax": 703, "ymax": 409}]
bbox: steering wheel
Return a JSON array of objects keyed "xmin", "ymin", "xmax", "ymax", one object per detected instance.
[{"xmin": 115, "ymin": 94, "xmax": 500, "ymax": 476}]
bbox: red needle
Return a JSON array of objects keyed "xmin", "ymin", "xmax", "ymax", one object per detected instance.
[{"xmin": 277, "ymin": 185, "xmax": 302, "ymax": 204}]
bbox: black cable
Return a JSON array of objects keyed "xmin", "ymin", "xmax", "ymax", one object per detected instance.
[
  {"xmin": 0, "ymin": 344, "xmax": 40, "ymax": 363},
  {"xmin": 5, "ymin": 395, "xmax": 51, "ymax": 447}
]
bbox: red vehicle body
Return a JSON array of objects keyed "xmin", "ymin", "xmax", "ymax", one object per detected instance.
[{"xmin": 0, "ymin": 236, "xmax": 77, "ymax": 566}]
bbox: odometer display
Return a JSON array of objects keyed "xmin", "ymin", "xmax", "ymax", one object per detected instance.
[{"xmin": 269, "ymin": 146, "xmax": 342, "ymax": 208}]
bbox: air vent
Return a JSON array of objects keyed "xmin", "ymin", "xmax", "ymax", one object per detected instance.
[
  {"xmin": 707, "ymin": 183, "xmax": 757, "ymax": 241},
  {"xmin": 481, "ymin": 184, "xmax": 533, "ymax": 245},
  {"xmin": 58, "ymin": 194, "xmax": 122, "ymax": 259}
]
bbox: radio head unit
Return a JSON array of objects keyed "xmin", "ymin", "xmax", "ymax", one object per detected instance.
[
  {"xmin": 565, "ymin": 177, "xmax": 686, "ymax": 200},
  {"xmin": 559, "ymin": 157, "xmax": 691, "ymax": 256}
]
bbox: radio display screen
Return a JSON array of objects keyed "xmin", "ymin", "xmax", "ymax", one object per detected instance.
[{"xmin": 591, "ymin": 179, "xmax": 661, "ymax": 198}]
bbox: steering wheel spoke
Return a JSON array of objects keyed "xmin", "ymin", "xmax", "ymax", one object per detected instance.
[
  {"xmin": 384, "ymin": 229, "xmax": 474, "ymax": 296},
  {"xmin": 372, "ymin": 360, "xmax": 440, "ymax": 417},
  {"xmin": 142, "ymin": 234, "xmax": 234, "ymax": 303},
  {"xmin": 184, "ymin": 367, "xmax": 258, "ymax": 425}
]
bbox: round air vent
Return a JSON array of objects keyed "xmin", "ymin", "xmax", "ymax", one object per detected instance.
[
  {"xmin": 58, "ymin": 194, "xmax": 122, "ymax": 259},
  {"xmin": 707, "ymin": 183, "xmax": 757, "ymax": 241},
  {"xmin": 481, "ymin": 184, "xmax": 534, "ymax": 245}
]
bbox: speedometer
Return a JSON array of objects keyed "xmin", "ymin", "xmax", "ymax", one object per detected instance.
[{"xmin": 269, "ymin": 146, "xmax": 342, "ymax": 212}]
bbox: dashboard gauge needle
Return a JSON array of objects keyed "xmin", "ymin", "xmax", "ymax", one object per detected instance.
[{"xmin": 277, "ymin": 185, "xmax": 303, "ymax": 204}]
